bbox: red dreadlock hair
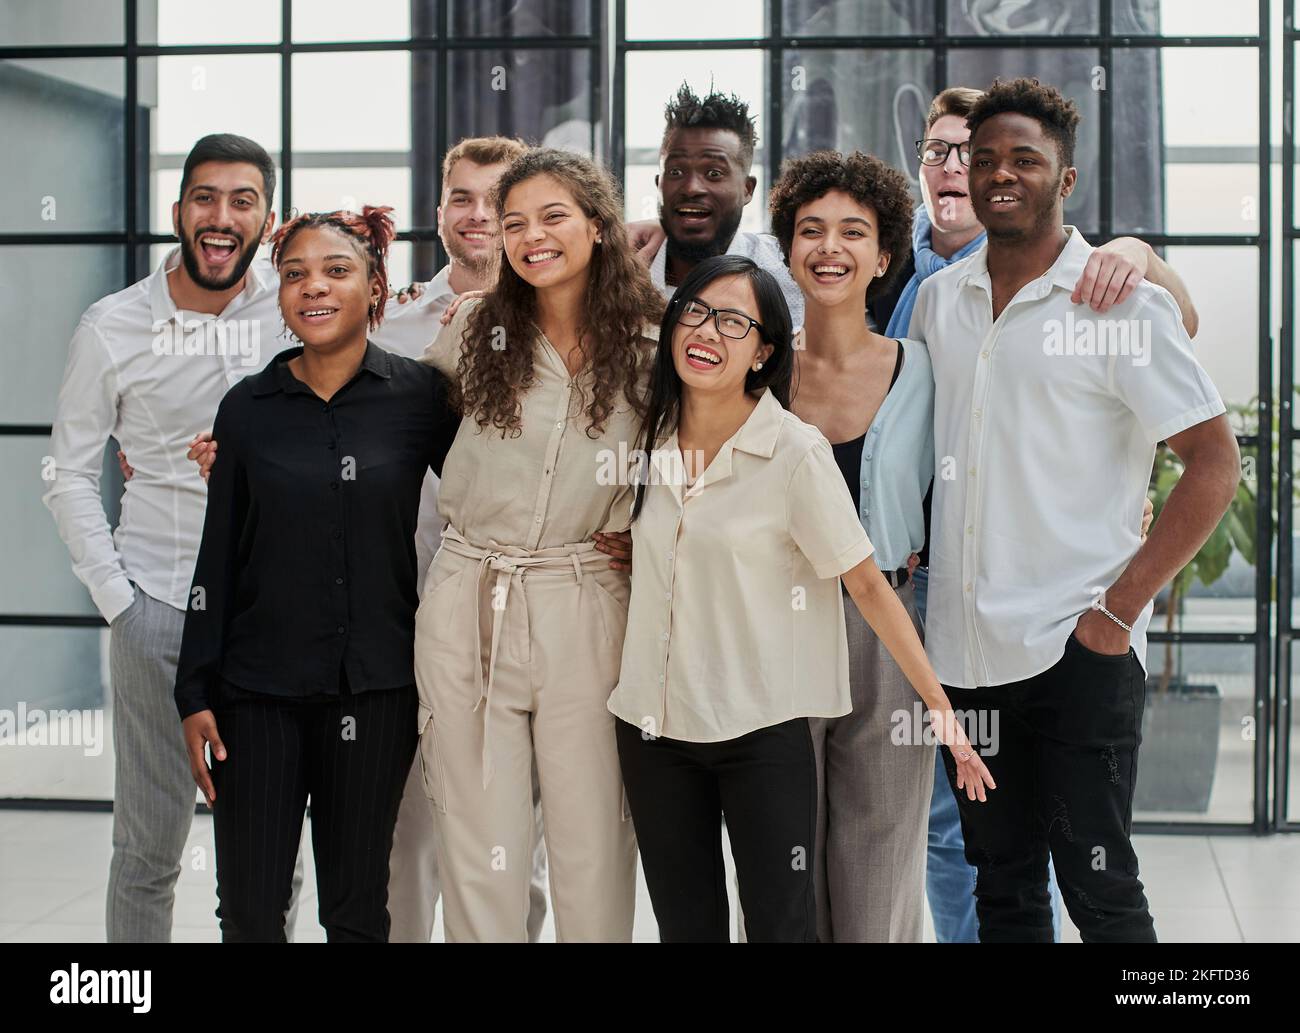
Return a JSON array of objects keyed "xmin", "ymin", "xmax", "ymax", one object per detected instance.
[{"xmin": 271, "ymin": 205, "xmax": 396, "ymax": 329}]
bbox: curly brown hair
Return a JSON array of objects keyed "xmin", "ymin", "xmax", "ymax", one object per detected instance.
[
  {"xmin": 967, "ymin": 77, "xmax": 1080, "ymax": 168},
  {"xmin": 768, "ymin": 150, "xmax": 914, "ymax": 300},
  {"xmin": 454, "ymin": 149, "xmax": 664, "ymax": 437}
]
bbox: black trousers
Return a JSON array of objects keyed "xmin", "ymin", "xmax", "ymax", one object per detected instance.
[
  {"xmin": 210, "ymin": 677, "xmax": 417, "ymax": 942},
  {"xmin": 615, "ymin": 716, "xmax": 817, "ymax": 943},
  {"xmin": 940, "ymin": 633, "xmax": 1158, "ymax": 943}
]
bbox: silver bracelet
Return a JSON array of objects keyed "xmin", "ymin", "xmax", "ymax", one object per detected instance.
[{"xmin": 1095, "ymin": 604, "xmax": 1133, "ymax": 633}]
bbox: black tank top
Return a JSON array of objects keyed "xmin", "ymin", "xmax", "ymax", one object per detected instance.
[{"xmin": 830, "ymin": 341, "xmax": 903, "ymax": 513}]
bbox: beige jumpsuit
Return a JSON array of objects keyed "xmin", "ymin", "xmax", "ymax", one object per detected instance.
[{"xmin": 414, "ymin": 298, "xmax": 646, "ymax": 942}]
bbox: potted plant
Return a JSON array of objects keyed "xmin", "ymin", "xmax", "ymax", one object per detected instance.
[{"xmin": 1135, "ymin": 401, "xmax": 1257, "ymax": 813}]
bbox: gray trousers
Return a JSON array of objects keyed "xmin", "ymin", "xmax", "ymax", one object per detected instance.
[
  {"xmin": 387, "ymin": 746, "xmax": 549, "ymax": 942},
  {"xmin": 107, "ymin": 585, "xmax": 303, "ymax": 942},
  {"xmin": 808, "ymin": 580, "xmax": 936, "ymax": 942}
]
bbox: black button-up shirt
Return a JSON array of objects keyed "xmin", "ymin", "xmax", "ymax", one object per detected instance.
[{"xmin": 174, "ymin": 342, "xmax": 457, "ymax": 719}]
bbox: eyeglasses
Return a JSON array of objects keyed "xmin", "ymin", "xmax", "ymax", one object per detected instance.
[
  {"xmin": 916, "ymin": 138, "xmax": 971, "ymax": 167},
  {"xmin": 677, "ymin": 298, "xmax": 766, "ymax": 341}
]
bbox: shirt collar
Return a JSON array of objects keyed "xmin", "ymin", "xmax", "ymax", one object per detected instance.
[
  {"xmin": 250, "ymin": 340, "xmax": 393, "ymax": 397},
  {"xmin": 957, "ymin": 225, "xmax": 1090, "ymax": 299},
  {"xmin": 148, "ymin": 246, "xmax": 277, "ymax": 325},
  {"xmin": 660, "ymin": 387, "xmax": 785, "ymax": 500}
]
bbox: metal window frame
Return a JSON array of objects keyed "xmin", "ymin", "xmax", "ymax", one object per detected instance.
[
  {"xmin": 612, "ymin": 0, "xmax": 1274, "ymax": 834},
  {"xmin": 0, "ymin": 1, "xmax": 1280, "ymax": 829}
]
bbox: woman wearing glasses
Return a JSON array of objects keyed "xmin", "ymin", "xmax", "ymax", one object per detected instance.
[{"xmin": 606, "ymin": 254, "xmax": 994, "ymax": 943}]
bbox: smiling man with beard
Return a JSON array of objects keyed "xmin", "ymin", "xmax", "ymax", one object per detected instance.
[
  {"xmin": 44, "ymin": 133, "xmax": 286, "ymax": 942},
  {"xmin": 637, "ymin": 83, "xmax": 805, "ymax": 327}
]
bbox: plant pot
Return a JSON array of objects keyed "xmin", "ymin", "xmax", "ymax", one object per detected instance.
[{"xmin": 1134, "ymin": 680, "xmax": 1221, "ymax": 813}]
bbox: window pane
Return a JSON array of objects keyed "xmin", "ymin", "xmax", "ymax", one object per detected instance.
[
  {"xmin": 946, "ymin": 0, "xmax": 1096, "ymax": 35},
  {"xmin": 947, "ymin": 48, "xmax": 1101, "ymax": 234},
  {"xmin": 0, "ymin": 626, "xmax": 113, "ymax": 802},
  {"xmin": 292, "ymin": 52, "xmax": 411, "ymax": 154},
  {"xmin": 783, "ymin": 49, "xmax": 934, "ymax": 181},
  {"xmin": 625, "ymin": 0, "xmax": 762, "ymax": 41},
  {"xmin": 142, "ymin": 55, "xmax": 282, "ymax": 233},
  {"xmin": 143, "ymin": 0, "xmax": 281, "ymax": 45},
  {"xmin": 784, "ymin": 0, "xmax": 931, "ymax": 36},
  {"xmin": 1115, "ymin": 0, "xmax": 1258, "ymax": 36},
  {"xmin": 1135, "ymin": 643, "xmax": 1255, "ymax": 823},
  {"xmin": 1164, "ymin": 245, "xmax": 1257, "ymax": 409},
  {"xmin": 0, "ymin": 435, "xmax": 112, "ymax": 617},
  {"xmin": 292, "ymin": 0, "xmax": 415, "ymax": 41},
  {"xmin": 0, "ymin": 59, "xmax": 124, "ymax": 234},
  {"xmin": 0, "ymin": 246, "xmax": 124, "ymax": 426},
  {"xmin": 448, "ymin": 48, "xmax": 594, "ymax": 155},
  {"xmin": 291, "ymin": 167, "xmax": 413, "ymax": 228},
  {"xmin": 623, "ymin": 50, "xmax": 766, "ymax": 233},
  {"xmin": 451, "ymin": 0, "xmax": 593, "ymax": 38},
  {"xmin": 1290, "ymin": 651, "xmax": 1300, "ymax": 825},
  {"xmin": 0, "ymin": 0, "xmax": 123, "ymax": 45}
]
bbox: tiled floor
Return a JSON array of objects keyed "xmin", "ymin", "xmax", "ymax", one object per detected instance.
[{"xmin": 1, "ymin": 808, "xmax": 1296, "ymax": 942}]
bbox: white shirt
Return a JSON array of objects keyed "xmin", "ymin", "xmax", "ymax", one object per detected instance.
[
  {"xmin": 647, "ymin": 230, "xmax": 805, "ymax": 329},
  {"xmin": 44, "ymin": 250, "xmax": 454, "ymax": 622},
  {"xmin": 910, "ymin": 227, "xmax": 1226, "ymax": 688},
  {"xmin": 607, "ymin": 388, "xmax": 874, "ymax": 742}
]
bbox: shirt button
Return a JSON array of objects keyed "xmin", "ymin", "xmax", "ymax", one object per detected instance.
[
  {"xmin": 981, "ymin": 351, "xmax": 989, "ymax": 358},
  {"xmin": 535, "ymin": 515, "xmax": 542, "ymax": 524},
  {"xmin": 661, "ymin": 632, "xmax": 669, "ymax": 641},
  {"xmin": 658, "ymin": 674, "xmax": 665, "ymax": 683},
  {"xmin": 332, "ymin": 529, "xmax": 342, "ymax": 540},
  {"xmin": 968, "ymin": 467, "xmax": 976, "ymax": 476},
  {"xmin": 555, "ymin": 421, "xmax": 563, "ymax": 429},
  {"xmin": 965, "ymin": 583, "xmax": 972, "ymax": 592},
  {"xmin": 328, "ymin": 442, "xmax": 336, "ymax": 450},
  {"xmin": 973, "ymin": 410, "xmax": 982, "ymax": 419},
  {"xmin": 665, "ymin": 591, "xmax": 672, "ymax": 600},
  {"xmin": 966, "ymin": 526, "xmax": 973, "ymax": 535},
  {"xmin": 865, "ymin": 453, "xmax": 872, "ymax": 460},
  {"xmin": 667, "ymin": 551, "xmax": 673, "ymax": 560},
  {"xmin": 335, "ymin": 576, "xmax": 344, "ymax": 585},
  {"xmin": 336, "ymin": 625, "xmax": 346, "ymax": 634}
]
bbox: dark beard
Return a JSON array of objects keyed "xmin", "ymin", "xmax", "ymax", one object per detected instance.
[
  {"xmin": 177, "ymin": 214, "xmax": 262, "ymax": 292},
  {"xmin": 660, "ymin": 204, "xmax": 744, "ymax": 266}
]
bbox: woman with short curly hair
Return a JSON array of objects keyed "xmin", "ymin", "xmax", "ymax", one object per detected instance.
[
  {"xmin": 414, "ymin": 148, "xmax": 663, "ymax": 942},
  {"xmin": 769, "ymin": 150, "xmax": 939, "ymax": 943}
]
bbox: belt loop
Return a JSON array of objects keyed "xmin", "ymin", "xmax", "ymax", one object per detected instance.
[{"xmin": 570, "ymin": 553, "xmax": 583, "ymax": 582}]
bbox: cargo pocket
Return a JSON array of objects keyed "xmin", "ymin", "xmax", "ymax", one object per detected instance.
[{"xmin": 417, "ymin": 703, "xmax": 447, "ymax": 814}]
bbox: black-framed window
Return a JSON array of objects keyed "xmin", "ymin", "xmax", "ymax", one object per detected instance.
[
  {"xmin": 613, "ymin": 0, "xmax": 1273, "ymax": 833},
  {"xmin": 0, "ymin": 0, "xmax": 604, "ymax": 804},
  {"xmin": 0, "ymin": 0, "xmax": 1282, "ymax": 828}
]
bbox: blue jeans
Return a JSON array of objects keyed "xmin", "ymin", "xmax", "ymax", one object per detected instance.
[{"xmin": 912, "ymin": 566, "xmax": 1063, "ymax": 943}]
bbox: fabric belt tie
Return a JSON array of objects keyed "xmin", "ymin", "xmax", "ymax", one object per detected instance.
[{"xmin": 438, "ymin": 526, "xmax": 610, "ymax": 789}]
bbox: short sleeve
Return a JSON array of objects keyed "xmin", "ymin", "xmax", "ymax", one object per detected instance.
[
  {"xmin": 420, "ymin": 296, "xmax": 480, "ymax": 379},
  {"xmin": 1110, "ymin": 288, "xmax": 1225, "ymax": 444},
  {"xmin": 787, "ymin": 438, "xmax": 875, "ymax": 579}
]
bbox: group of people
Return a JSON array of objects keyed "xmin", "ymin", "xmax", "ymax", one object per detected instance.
[{"xmin": 43, "ymin": 76, "xmax": 1238, "ymax": 944}]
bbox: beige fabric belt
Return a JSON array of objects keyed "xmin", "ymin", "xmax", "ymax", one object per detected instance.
[{"xmin": 438, "ymin": 526, "xmax": 610, "ymax": 789}]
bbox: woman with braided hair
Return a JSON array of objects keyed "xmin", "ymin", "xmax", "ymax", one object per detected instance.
[{"xmin": 173, "ymin": 206, "xmax": 459, "ymax": 941}]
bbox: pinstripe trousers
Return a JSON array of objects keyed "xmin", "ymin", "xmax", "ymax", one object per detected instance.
[
  {"xmin": 209, "ymin": 677, "xmax": 417, "ymax": 942},
  {"xmin": 808, "ymin": 579, "xmax": 936, "ymax": 942},
  {"xmin": 107, "ymin": 586, "xmax": 305, "ymax": 942}
]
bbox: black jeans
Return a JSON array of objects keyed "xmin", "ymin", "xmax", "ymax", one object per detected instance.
[
  {"xmin": 940, "ymin": 633, "xmax": 1157, "ymax": 942},
  {"xmin": 616, "ymin": 716, "xmax": 818, "ymax": 943},
  {"xmin": 210, "ymin": 678, "xmax": 417, "ymax": 942}
]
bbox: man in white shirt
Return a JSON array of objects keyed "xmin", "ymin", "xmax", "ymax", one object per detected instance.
[
  {"xmin": 44, "ymin": 134, "xmax": 284, "ymax": 942},
  {"xmin": 910, "ymin": 78, "xmax": 1240, "ymax": 942},
  {"xmin": 631, "ymin": 83, "xmax": 804, "ymax": 325}
]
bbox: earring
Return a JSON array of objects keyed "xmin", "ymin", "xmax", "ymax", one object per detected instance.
[{"xmin": 752, "ymin": 360, "xmax": 764, "ymax": 371}]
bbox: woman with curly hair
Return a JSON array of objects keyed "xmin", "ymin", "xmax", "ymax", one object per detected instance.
[
  {"xmin": 173, "ymin": 206, "xmax": 459, "ymax": 941},
  {"xmin": 414, "ymin": 148, "xmax": 663, "ymax": 942},
  {"xmin": 768, "ymin": 150, "xmax": 939, "ymax": 943}
]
